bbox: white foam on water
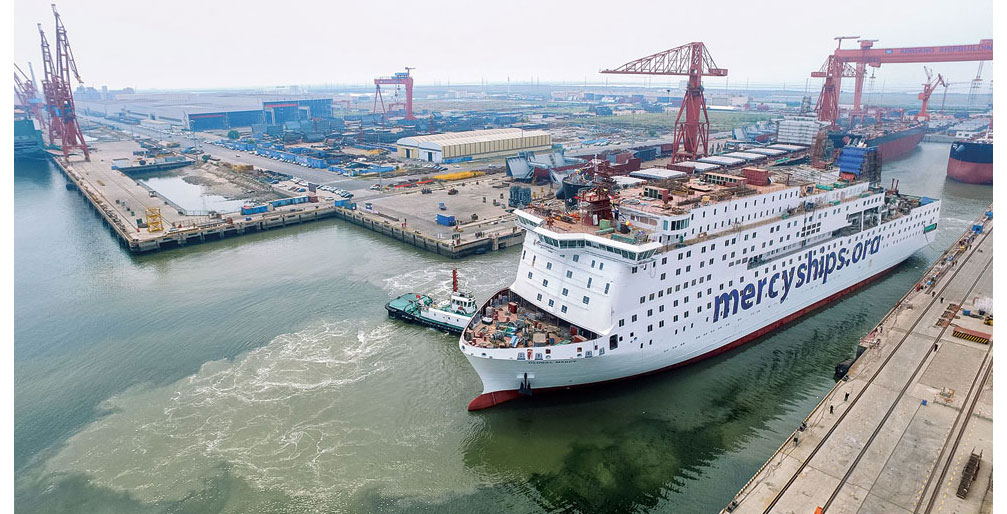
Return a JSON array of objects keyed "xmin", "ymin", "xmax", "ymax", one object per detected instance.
[
  {"xmin": 382, "ymin": 261, "xmax": 515, "ymax": 300},
  {"xmin": 38, "ymin": 319, "xmax": 477, "ymax": 505}
]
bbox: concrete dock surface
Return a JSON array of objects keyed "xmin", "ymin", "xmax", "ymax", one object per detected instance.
[
  {"xmin": 726, "ymin": 211, "xmax": 993, "ymax": 514},
  {"xmin": 56, "ymin": 131, "xmax": 528, "ymax": 255}
]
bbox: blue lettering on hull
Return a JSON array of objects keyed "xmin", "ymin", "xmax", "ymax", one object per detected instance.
[{"xmin": 714, "ymin": 235, "xmax": 883, "ymax": 322}]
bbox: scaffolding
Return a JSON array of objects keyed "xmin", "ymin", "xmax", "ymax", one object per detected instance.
[{"xmin": 145, "ymin": 207, "xmax": 164, "ymax": 232}]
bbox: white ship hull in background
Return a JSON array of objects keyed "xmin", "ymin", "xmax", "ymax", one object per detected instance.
[{"xmin": 459, "ymin": 166, "xmax": 940, "ymax": 410}]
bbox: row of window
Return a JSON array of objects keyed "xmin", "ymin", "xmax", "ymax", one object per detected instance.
[{"xmin": 609, "ymin": 206, "xmax": 930, "ymax": 346}]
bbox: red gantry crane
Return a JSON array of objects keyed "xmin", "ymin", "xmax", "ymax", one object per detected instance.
[
  {"xmin": 14, "ymin": 63, "xmax": 49, "ymax": 138},
  {"xmin": 39, "ymin": 4, "xmax": 89, "ymax": 160},
  {"xmin": 602, "ymin": 42, "xmax": 727, "ymax": 163},
  {"xmin": 373, "ymin": 67, "xmax": 415, "ymax": 120},
  {"xmin": 916, "ymin": 67, "xmax": 946, "ymax": 120},
  {"xmin": 811, "ymin": 37, "xmax": 861, "ymax": 129},
  {"xmin": 812, "ymin": 37, "xmax": 993, "ymax": 126}
]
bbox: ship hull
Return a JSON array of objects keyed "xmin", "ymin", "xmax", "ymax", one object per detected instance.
[
  {"xmin": 867, "ymin": 126, "xmax": 925, "ymax": 162},
  {"xmin": 386, "ymin": 298, "xmax": 466, "ymax": 334},
  {"xmin": 946, "ymin": 141, "xmax": 993, "ymax": 185},
  {"xmin": 463, "ymin": 199, "xmax": 940, "ymax": 410},
  {"xmin": 467, "ymin": 263, "xmax": 898, "ymax": 410}
]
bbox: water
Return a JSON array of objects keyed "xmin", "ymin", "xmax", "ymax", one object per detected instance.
[
  {"xmin": 14, "ymin": 143, "xmax": 992, "ymax": 513},
  {"xmin": 139, "ymin": 172, "xmax": 249, "ymax": 213}
]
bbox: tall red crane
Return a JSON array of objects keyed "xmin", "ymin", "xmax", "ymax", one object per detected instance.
[
  {"xmin": 812, "ymin": 37, "xmax": 993, "ymax": 125},
  {"xmin": 14, "ymin": 63, "xmax": 49, "ymax": 138},
  {"xmin": 602, "ymin": 42, "xmax": 727, "ymax": 163},
  {"xmin": 39, "ymin": 4, "xmax": 89, "ymax": 161},
  {"xmin": 811, "ymin": 37, "xmax": 860, "ymax": 127},
  {"xmin": 373, "ymin": 67, "xmax": 415, "ymax": 120},
  {"xmin": 916, "ymin": 67, "xmax": 946, "ymax": 121}
]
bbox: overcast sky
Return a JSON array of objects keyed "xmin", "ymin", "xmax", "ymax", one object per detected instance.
[{"xmin": 13, "ymin": 0, "xmax": 994, "ymax": 92}]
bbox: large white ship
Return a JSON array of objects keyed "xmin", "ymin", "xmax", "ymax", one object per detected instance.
[{"xmin": 460, "ymin": 166, "xmax": 940, "ymax": 410}]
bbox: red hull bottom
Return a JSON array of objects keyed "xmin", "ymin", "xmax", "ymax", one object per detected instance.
[
  {"xmin": 875, "ymin": 131, "xmax": 925, "ymax": 161},
  {"xmin": 468, "ymin": 264, "xmax": 899, "ymax": 411},
  {"xmin": 946, "ymin": 157, "xmax": 993, "ymax": 185}
]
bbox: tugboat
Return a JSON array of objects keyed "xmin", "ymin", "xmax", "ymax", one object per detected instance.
[{"xmin": 385, "ymin": 270, "xmax": 479, "ymax": 334}]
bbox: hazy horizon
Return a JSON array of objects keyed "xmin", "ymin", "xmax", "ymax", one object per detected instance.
[{"xmin": 14, "ymin": 0, "xmax": 994, "ymax": 92}]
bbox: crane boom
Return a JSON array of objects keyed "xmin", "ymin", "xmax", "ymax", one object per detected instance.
[
  {"xmin": 601, "ymin": 42, "xmax": 726, "ymax": 163},
  {"xmin": 812, "ymin": 37, "xmax": 993, "ymax": 124},
  {"xmin": 39, "ymin": 4, "xmax": 89, "ymax": 160}
]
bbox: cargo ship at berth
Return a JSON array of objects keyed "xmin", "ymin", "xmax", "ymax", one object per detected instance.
[
  {"xmin": 831, "ymin": 122, "xmax": 926, "ymax": 163},
  {"xmin": 460, "ymin": 166, "xmax": 940, "ymax": 410},
  {"xmin": 947, "ymin": 136, "xmax": 993, "ymax": 185},
  {"xmin": 14, "ymin": 117, "xmax": 47, "ymax": 159}
]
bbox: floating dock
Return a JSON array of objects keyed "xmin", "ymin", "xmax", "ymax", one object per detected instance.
[
  {"xmin": 50, "ymin": 140, "xmax": 525, "ymax": 257},
  {"xmin": 725, "ymin": 208, "xmax": 993, "ymax": 514}
]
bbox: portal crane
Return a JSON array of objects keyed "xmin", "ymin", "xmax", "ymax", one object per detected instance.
[
  {"xmin": 812, "ymin": 37, "xmax": 992, "ymax": 125},
  {"xmin": 810, "ymin": 37, "xmax": 860, "ymax": 127},
  {"xmin": 39, "ymin": 4, "xmax": 89, "ymax": 161},
  {"xmin": 14, "ymin": 63, "xmax": 49, "ymax": 137},
  {"xmin": 373, "ymin": 67, "xmax": 415, "ymax": 120},
  {"xmin": 916, "ymin": 67, "xmax": 946, "ymax": 121},
  {"xmin": 602, "ymin": 42, "xmax": 727, "ymax": 163}
]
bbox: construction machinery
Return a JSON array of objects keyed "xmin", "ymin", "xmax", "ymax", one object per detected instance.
[
  {"xmin": 14, "ymin": 63, "xmax": 49, "ymax": 138},
  {"xmin": 812, "ymin": 37, "xmax": 993, "ymax": 125},
  {"xmin": 38, "ymin": 4, "xmax": 89, "ymax": 161},
  {"xmin": 967, "ymin": 62, "xmax": 985, "ymax": 111},
  {"xmin": 916, "ymin": 67, "xmax": 946, "ymax": 120},
  {"xmin": 373, "ymin": 67, "xmax": 415, "ymax": 120},
  {"xmin": 811, "ymin": 37, "xmax": 860, "ymax": 128},
  {"xmin": 602, "ymin": 42, "xmax": 727, "ymax": 163}
]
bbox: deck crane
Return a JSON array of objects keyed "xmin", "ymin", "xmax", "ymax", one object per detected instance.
[
  {"xmin": 39, "ymin": 4, "xmax": 89, "ymax": 161},
  {"xmin": 14, "ymin": 63, "xmax": 49, "ymax": 137},
  {"xmin": 373, "ymin": 67, "xmax": 415, "ymax": 120},
  {"xmin": 916, "ymin": 67, "xmax": 946, "ymax": 120},
  {"xmin": 601, "ymin": 42, "xmax": 727, "ymax": 163}
]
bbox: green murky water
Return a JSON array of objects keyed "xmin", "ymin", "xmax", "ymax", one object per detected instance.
[{"xmin": 14, "ymin": 142, "xmax": 992, "ymax": 513}]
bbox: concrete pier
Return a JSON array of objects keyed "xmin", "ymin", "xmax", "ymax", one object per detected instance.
[
  {"xmin": 725, "ymin": 209, "xmax": 993, "ymax": 514},
  {"xmin": 50, "ymin": 140, "xmax": 525, "ymax": 257}
]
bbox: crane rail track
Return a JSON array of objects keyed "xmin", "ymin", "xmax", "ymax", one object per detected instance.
[
  {"xmin": 916, "ymin": 345, "xmax": 992, "ymax": 513},
  {"xmin": 762, "ymin": 225, "xmax": 992, "ymax": 513}
]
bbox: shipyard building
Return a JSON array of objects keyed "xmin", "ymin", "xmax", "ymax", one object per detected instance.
[
  {"xmin": 187, "ymin": 99, "xmax": 334, "ymax": 131},
  {"xmin": 396, "ymin": 128, "xmax": 551, "ymax": 163}
]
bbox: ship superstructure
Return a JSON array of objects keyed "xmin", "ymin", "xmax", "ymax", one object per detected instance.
[{"xmin": 460, "ymin": 165, "xmax": 940, "ymax": 410}]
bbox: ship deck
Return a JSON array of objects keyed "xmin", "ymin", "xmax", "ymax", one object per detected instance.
[
  {"xmin": 521, "ymin": 165, "xmax": 845, "ymax": 240},
  {"xmin": 463, "ymin": 290, "xmax": 597, "ymax": 349}
]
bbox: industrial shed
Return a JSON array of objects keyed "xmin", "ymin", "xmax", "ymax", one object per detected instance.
[{"xmin": 396, "ymin": 128, "xmax": 552, "ymax": 163}]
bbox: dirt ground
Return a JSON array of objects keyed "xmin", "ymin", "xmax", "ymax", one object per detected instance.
[{"xmin": 180, "ymin": 164, "xmax": 281, "ymax": 204}]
